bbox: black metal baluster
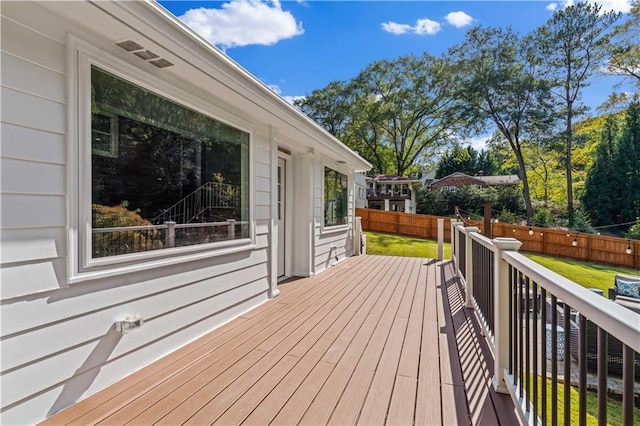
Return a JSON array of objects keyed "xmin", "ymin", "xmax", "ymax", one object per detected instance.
[
  {"xmin": 541, "ymin": 288, "xmax": 547, "ymax": 426},
  {"xmin": 533, "ymin": 281, "xmax": 538, "ymax": 421},
  {"xmin": 578, "ymin": 313, "xmax": 587, "ymax": 426},
  {"xmin": 563, "ymin": 303, "xmax": 571, "ymax": 426},
  {"xmin": 551, "ymin": 294, "xmax": 558, "ymax": 426},
  {"xmin": 597, "ymin": 326, "xmax": 607, "ymax": 426},
  {"xmin": 623, "ymin": 345, "xmax": 635, "ymax": 426},
  {"xmin": 509, "ymin": 265, "xmax": 514, "ymax": 375},
  {"xmin": 519, "ymin": 271, "xmax": 524, "ymax": 399},
  {"xmin": 526, "ymin": 276, "xmax": 531, "ymax": 411}
]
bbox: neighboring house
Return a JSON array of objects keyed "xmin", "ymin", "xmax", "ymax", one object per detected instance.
[
  {"xmin": 417, "ymin": 167, "xmax": 437, "ymax": 188},
  {"xmin": 354, "ymin": 171, "xmax": 368, "ymax": 208},
  {"xmin": 366, "ymin": 175, "xmax": 422, "ymax": 213},
  {"xmin": 0, "ymin": 2, "xmax": 371, "ymax": 424},
  {"xmin": 430, "ymin": 172, "xmax": 520, "ymax": 191}
]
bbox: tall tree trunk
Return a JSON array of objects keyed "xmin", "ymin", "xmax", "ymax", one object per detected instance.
[{"xmin": 515, "ymin": 149, "xmax": 534, "ymax": 222}]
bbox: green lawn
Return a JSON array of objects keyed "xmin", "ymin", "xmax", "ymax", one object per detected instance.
[
  {"xmin": 529, "ymin": 374, "xmax": 639, "ymax": 426},
  {"xmin": 524, "ymin": 254, "xmax": 639, "ymax": 294},
  {"xmin": 364, "ymin": 231, "xmax": 451, "ymax": 259}
]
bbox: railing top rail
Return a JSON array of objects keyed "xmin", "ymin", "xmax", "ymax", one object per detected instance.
[
  {"xmin": 503, "ymin": 250, "xmax": 640, "ymax": 352},
  {"xmin": 470, "ymin": 231, "xmax": 494, "ymax": 250},
  {"xmin": 93, "ymin": 220, "xmax": 248, "ymax": 234},
  {"xmin": 93, "ymin": 224, "xmax": 168, "ymax": 233}
]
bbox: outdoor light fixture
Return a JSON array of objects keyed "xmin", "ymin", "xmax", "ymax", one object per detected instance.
[
  {"xmin": 626, "ymin": 242, "xmax": 632, "ymax": 255},
  {"xmin": 528, "ymin": 227, "xmax": 534, "ymax": 235},
  {"xmin": 572, "ymin": 237, "xmax": 578, "ymax": 247}
]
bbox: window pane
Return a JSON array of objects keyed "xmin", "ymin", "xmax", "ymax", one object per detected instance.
[
  {"xmin": 324, "ymin": 167, "xmax": 348, "ymax": 227},
  {"xmin": 91, "ymin": 66, "xmax": 249, "ymax": 258}
]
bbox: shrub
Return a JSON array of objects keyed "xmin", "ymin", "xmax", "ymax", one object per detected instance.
[{"xmin": 92, "ymin": 203, "xmax": 163, "ymax": 257}]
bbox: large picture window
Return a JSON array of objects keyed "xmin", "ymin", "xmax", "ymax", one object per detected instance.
[
  {"xmin": 324, "ymin": 167, "xmax": 348, "ymax": 227},
  {"xmin": 90, "ymin": 66, "xmax": 249, "ymax": 258}
]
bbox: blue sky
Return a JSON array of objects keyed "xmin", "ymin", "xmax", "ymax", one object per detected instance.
[{"xmin": 160, "ymin": 0, "xmax": 636, "ymax": 146}]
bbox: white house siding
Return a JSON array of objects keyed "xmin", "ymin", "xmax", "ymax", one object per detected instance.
[
  {"xmin": 313, "ymin": 159, "xmax": 355, "ymax": 273},
  {"xmin": 0, "ymin": 3, "xmax": 272, "ymax": 424}
]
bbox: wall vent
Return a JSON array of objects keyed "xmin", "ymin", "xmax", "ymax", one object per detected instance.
[{"xmin": 115, "ymin": 40, "xmax": 174, "ymax": 68}]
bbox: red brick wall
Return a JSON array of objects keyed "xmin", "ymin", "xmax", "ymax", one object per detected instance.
[{"xmin": 430, "ymin": 175, "xmax": 486, "ymax": 190}]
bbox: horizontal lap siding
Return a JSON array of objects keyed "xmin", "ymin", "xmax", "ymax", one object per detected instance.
[{"xmin": 0, "ymin": 4, "xmax": 273, "ymax": 424}]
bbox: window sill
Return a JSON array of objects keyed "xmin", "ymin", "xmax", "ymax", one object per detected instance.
[
  {"xmin": 69, "ymin": 240, "xmax": 255, "ymax": 284},
  {"xmin": 320, "ymin": 224, "xmax": 350, "ymax": 236}
]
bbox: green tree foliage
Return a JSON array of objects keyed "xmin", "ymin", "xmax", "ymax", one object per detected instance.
[
  {"xmin": 434, "ymin": 144, "xmax": 499, "ymax": 178},
  {"xmin": 296, "ymin": 54, "xmax": 465, "ymax": 176},
  {"xmin": 416, "ymin": 185, "xmax": 524, "ymax": 219},
  {"xmin": 611, "ymin": 102, "xmax": 640, "ymax": 227},
  {"xmin": 531, "ymin": 2, "xmax": 619, "ymax": 224},
  {"xmin": 582, "ymin": 102, "xmax": 640, "ymax": 234},
  {"xmin": 448, "ymin": 26, "xmax": 554, "ymax": 222},
  {"xmin": 581, "ymin": 116, "xmax": 619, "ymax": 226},
  {"xmin": 607, "ymin": 2, "xmax": 640, "ymax": 86}
]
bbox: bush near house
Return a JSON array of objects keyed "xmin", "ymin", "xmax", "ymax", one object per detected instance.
[{"xmin": 92, "ymin": 203, "xmax": 163, "ymax": 257}]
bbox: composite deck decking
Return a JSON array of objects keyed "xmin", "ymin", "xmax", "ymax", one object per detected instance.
[{"xmin": 42, "ymin": 255, "xmax": 518, "ymax": 425}]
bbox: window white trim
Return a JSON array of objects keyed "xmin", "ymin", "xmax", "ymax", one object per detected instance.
[
  {"xmin": 66, "ymin": 35, "xmax": 255, "ymax": 284},
  {"xmin": 320, "ymin": 162, "xmax": 351, "ymax": 235}
]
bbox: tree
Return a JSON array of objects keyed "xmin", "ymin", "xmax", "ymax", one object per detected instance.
[
  {"xmin": 581, "ymin": 115, "xmax": 619, "ymax": 226},
  {"xmin": 297, "ymin": 54, "xmax": 465, "ymax": 176},
  {"xmin": 449, "ymin": 26, "xmax": 554, "ymax": 221},
  {"xmin": 435, "ymin": 144, "xmax": 498, "ymax": 178},
  {"xmin": 607, "ymin": 2, "xmax": 640, "ymax": 86},
  {"xmin": 611, "ymin": 102, "xmax": 640, "ymax": 228},
  {"xmin": 531, "ymin": 3, "xmax": 619, "ymax": 224}
]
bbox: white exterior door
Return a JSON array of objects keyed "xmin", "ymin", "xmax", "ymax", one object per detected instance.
[{"xmin": 277, "ymin": 157, "xmax": 286, "ymax": 278}]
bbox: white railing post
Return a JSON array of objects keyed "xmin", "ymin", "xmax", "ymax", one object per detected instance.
[
  {"xmin": 228, "ymin": 219, "xmax": 236, "ymax": 239},
  {"xmin": 354, "ymin": 216, "xmax": 363, "ymax": 256},
  {"xmin": 464, "ymin": 226, "xmax": 479, "ymax": 308},
  {"xmin": 437, "ymin": 218, "xmax": 444, "ymax": 261},
  {"xmin": 450, "ymin": 219, "xmax": 459, "ymax": 265},
  {"xmin": 165, "ymin": 221, "xmax": 176, "ymax": 248},
  {"xmin": 492, "ymin": 237, "xmax": 522, "ymax": 394}
]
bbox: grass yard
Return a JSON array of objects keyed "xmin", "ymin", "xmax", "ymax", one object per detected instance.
[
  {"xmin": 364, "ymin": 231, "xmax": 451, "ymax": 259},
  {"xmin": 528, "ymin": 374, "xmax": 640, "ymax": 426},
  {"xmin": 524, "ymin": 254, "xmax": 639, "ymax": 294}
]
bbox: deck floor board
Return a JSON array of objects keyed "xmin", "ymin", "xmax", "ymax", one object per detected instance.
[{"xmin": 43, "ymin": 256, "xmax": 519, "ymax": 426}]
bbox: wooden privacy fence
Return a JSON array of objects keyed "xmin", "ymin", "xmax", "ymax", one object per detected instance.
[{"xmin": 356, "ymin": 208, "xmax": 639, "ymax": 270}]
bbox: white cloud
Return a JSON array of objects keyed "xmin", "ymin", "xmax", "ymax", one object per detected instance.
[
  {"xmin": 445, "ymin": 11, "xmax": 473, "ymax": 28},
  {"xmin": 595, "ymin": 0, "xmax": 632, "ymax": 13},
  {"xmin": 381, "ymin": 22, "xmax": 413, "ymax": 35},
  {"xmin": 415, "ymin": 18, "xmax": 442, "ymax": 35},
  {"xmin": 382, "ymin": 18, "xmax": 441, "ymax": 36},
  {"xmin": 550, "ymin": 0, "xmax": 631, "ymax": 13},
  {"xmin": 179, "ymin": 0, "xmax": 304, "ymax": 49},
  {"xmin": 465, "ymin": 135, "xmax": 489, "ymax": 151}
]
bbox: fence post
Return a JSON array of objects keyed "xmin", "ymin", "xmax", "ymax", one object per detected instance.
[
  {"xmin": 437, "ymin": 218, "xmax": 444, "ymax": 260},
  {"xmin": 465, "ymin": 226, "xmax": 479, "ymax": 308},
  {"xmin": 492, "ymin": 237, "xmax": 522, "ymax": 394},
  {"xmin": 165, "ymin": 221, "xmax": 176, "ymax": 248}
]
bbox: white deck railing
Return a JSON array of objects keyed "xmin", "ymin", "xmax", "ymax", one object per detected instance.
[{"xmin": 450, "ymin": 220, "xmax": 640, "ymax": 426}]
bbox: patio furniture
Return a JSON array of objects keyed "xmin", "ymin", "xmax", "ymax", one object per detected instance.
[{"xmin": 608, "ymin": 274, "xmax": 640, "ymax": 314}]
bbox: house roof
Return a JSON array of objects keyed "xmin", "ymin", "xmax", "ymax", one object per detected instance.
[
  {"xmin": 43, "ymin": 0, "xmax": 372, "ymax": 172},
  {"xmin": 431, "ymin": 172, "xmax": 520, "ymax": 186},
  {"xmin": 367, "ymin": 174, "xmax": 422, "ymax": 184},
  {"xmin": 475, "ymin": 175, "xmax": 521, "ymax": 185}
]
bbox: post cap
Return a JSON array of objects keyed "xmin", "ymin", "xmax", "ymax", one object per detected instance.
[{"xmin": 492, "ymin": 237, "xmax": 522, "ymax": 251}]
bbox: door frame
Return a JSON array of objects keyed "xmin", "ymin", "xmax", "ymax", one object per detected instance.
[{"xmin": 277, "ymin": 152, "xmax": 293, "ymax": 282}]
